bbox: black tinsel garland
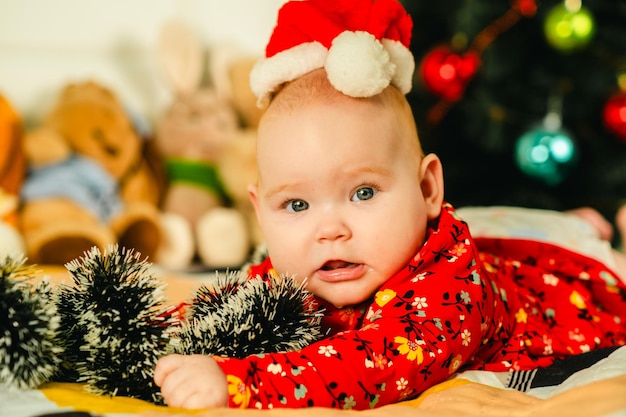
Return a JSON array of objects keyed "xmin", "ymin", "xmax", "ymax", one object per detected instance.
[
  {"xmin": 0, "ymin": 254, "xmax": 62, "ymax": 389},
  {"xmin": 56, "ymin": 245, "xmax": 177, "ymax": 403},
  {"xmin": 2, "ymin": 243, "xmax": 324, "ymax": 404},
  {"xmin": 173, "ymin": 272, "xmax": 324, "ymax": 358}
]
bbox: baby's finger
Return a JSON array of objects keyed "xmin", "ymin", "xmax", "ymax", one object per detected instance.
[
  {"xmin": 181, "ymin": 391, "xmax": 214, "ymax": 410},
  {"xmin": 157, "ymin": 365, "xmax": 195, "ymax": 407},
  {"xmin": 163, "ymin": 382, "xmax": 197, "ymax": 408},
  {"xmin": 154, "ymin": 354, "xmax": 184, "ymax": 386}
]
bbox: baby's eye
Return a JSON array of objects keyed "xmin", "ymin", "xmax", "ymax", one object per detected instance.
[
  {"xmin": 285, "ymin": 199, "xmax": 309, "ymax": 213},
  {"xmin": 351, "ymin": 186, "xmax": 377, "ymax": 202}
]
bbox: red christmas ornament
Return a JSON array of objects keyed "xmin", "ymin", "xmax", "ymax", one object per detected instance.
[
  {"xmin": 603, "ymin": 91, "xmax": 626, "ymax": 141},
  {"xmin": 512, "ymin": 0, "xmax": 537, "ymax": 17},
  {"xmin": 420, "ymin": 45, "xmax": 481, "ymax": 101}
]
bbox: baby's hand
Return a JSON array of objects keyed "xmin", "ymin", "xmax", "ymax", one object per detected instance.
[{"xmin": 154, "ymin": 354, "xmax": 228, "ymax": 409}]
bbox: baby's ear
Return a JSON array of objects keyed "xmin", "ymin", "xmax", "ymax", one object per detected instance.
[
  {"xmin": 248, "ymin": 183, "xmax": 261, "ymax": 222},
  {"xmin": 419, "ymin": 153, "xmax": 444, "ymax": 220}
]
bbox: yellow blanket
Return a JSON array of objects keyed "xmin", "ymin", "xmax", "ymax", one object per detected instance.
[{"xmin": 28, "ymin": 375, "xmax": 626, "ymax": 417}]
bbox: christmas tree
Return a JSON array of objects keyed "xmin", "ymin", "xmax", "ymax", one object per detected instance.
[{"xmin": 403, "ymin": 0, "xmax": 626, "ymax": 239}]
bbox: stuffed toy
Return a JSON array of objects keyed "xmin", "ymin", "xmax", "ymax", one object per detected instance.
[
  {"xmin": 0, "ymin": 246, "xmax": 323, "ymax": 404},
  {"xmin": 0, "ymin": 94, "xmax": 26, "ymax": 256},
  {"xmin": 210, "ymin": 45, "xmax": 266, "ymax": 248},
  {"xmin": 210, "ymin": 44, "xmax": 265, "ymax": 130},
  {"xmin": 19, "ymin": 81, "xmax": 165, "ymax": 265},
  {"xmin": 153, "ymin": 20, "xmax": 258, "ymax": 270}
]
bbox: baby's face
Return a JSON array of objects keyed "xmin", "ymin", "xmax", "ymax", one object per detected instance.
[{"xmin": 249, "ymin": 94, "xmax": 441, "ymax": 308}]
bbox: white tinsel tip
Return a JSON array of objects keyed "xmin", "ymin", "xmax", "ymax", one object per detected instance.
[{"xmin": 325, "ymin": 30, "xmax": 395, "ymax": 98}]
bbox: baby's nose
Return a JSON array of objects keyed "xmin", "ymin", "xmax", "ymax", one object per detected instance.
[{"xmin": 316, "ymin": 210, "xmax": 352, "ymax": 242}]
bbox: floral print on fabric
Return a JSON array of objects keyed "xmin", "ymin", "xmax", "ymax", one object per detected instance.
[
  {"xmin": 473, "ymin": 237, "xmax": 626, "ymax": 371},
  {"xmin": 216, "ymin": 203, "xmax": 626, "ymax": 409}
]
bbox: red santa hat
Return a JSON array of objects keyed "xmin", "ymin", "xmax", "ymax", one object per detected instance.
[{"xmin": 250, "ymin": 0, "xmax": 415, "ymax": 106}]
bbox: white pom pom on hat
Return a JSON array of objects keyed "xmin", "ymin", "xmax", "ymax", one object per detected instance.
[{"xmin": 250, "ymin": 0, "xmax": 415, "ymax": 107}]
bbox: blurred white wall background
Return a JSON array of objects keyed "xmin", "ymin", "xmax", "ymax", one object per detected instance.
[{"xmin": 0, "ymin": 0, "xmax": 286, "ymax": 125}]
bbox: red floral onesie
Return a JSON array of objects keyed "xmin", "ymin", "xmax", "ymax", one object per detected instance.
[{"xmin": 214, "ymin": 203, "xmax": 626, "ymax": 410}]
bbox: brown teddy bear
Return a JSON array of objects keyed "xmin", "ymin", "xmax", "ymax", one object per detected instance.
[
  {"xmin": 153, "ymin": 21, "xmax": 258, "ymax": 270},
  {"xmin": 19, "ymin": 81, "xmax": 164, "ymax": 265}
]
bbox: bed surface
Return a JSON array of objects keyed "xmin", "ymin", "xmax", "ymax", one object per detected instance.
[
  {"xmin": 3, "ymin": 264, "xmax": 626, "ymax": 417},
  {"xmin": 4, "ymin": 353, "xmax": 626, "ymax": 417}
]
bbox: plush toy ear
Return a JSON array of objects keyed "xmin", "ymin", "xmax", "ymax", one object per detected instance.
[
  {"xmin": 157, "ymin": 20, "xmax": 204, "ymax": 95},
  {"xmin": 209, "ymin": 44, "xmax": 265, "ymax": 128}
]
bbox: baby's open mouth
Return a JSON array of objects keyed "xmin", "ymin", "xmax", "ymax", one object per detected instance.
[
  {"xmin": 317, "ymin": 260, "xmax": 366, "ymax": 283},
  {"xmin": 320, "ymin": 260, "xmax": 359, "ymax": 271}
]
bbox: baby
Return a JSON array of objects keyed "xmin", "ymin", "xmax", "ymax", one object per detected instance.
[{"xmin": 154, "ymin": 0, "xmax": 626, "ymax": 410}]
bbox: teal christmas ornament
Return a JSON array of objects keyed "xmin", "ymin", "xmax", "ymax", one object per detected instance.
[{"xmin": 515, "ymin": 115, "xmax": 578, "ymax": 186}]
